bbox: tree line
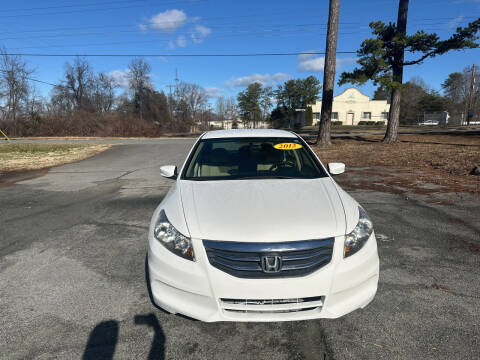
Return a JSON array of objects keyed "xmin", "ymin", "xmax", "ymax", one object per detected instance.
[
  {"xmin": 0, "ymin": 51, "xmax": 217, "ymax": 137},
  {"xmin": 373, "ymin": 68, "xmax": 480, "ymax": 125},
  {"xmin": 236, "ymin": 76, "xmax": 322, "ymax": 128}
]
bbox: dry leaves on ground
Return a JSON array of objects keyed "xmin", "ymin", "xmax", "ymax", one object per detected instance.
[{"xmin": 313, "ymin": 134, "xmax": 480, "ymax": 194}]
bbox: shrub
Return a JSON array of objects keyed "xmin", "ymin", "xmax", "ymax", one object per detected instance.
[
  {"xmin": 375, "ymin": 121, "xmax": 386, "ymax": 126},
  {"xmin": 357, "ymin": 121, "xmax": 376, "ymax": 125},
  {"xmin": 332, "ymin": 121, "xmax": 343, "ymax": 126}
]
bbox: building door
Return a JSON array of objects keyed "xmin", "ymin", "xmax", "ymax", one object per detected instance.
[{"xmin": 347, "ymin": 112, "xmax": 354, "ymax": 125}]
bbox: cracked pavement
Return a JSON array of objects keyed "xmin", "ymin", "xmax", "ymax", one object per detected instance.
[{"xmin": 0, "ymin": 139, "xmax": 479, "ymax": 359}]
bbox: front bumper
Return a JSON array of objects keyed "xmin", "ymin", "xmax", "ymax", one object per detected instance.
[{"xmin": 147, "ymin": 233, "xmax": 379, "ymax": 322}]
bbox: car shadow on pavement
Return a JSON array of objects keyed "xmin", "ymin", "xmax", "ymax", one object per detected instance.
[{"xmin": 83, "ymin": 313, "xmax": 165, "ymax": 360}]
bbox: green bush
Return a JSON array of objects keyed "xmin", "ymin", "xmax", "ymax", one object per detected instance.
[
  {"xmin": 375, "ymin": 121, "xmax": 386, "ymax": 126},
  {"xmin": 358, "ymin": 121, "xmax": 376, "ymax": 125},
  {"xmin": 332, "ymin": 121, "xmax": 343, "ymax": 126}
]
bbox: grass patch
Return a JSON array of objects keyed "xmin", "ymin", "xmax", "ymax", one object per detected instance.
[
  {"xmin": 0, "ymin": 143, "xmax": 111, "ymax": 172},
  {"xmin": 0, "ymin": 143, "xmax": 89, "ymax": 154}
]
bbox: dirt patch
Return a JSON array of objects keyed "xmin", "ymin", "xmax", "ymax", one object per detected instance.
[
  {"xmin": 0, "ymin": 143, "xmax": 111, "ymax": 173},
  {"xmin": 313, "ymin": 134, "xmax": 480, "ymax": 195}
]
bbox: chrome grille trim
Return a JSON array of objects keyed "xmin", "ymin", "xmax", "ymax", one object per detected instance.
[
  {"xmin": 203, "ymin": 238, "xmax": 334, "ymax": 278},
  {"xmin": 220, "ymin": 296, "xmax": 324, "ymax": 314}
]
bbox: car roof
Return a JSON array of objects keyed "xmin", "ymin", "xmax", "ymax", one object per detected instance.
[{"xmin": 201, "ymin": 129, "xmax": 297, "ymax": 139}]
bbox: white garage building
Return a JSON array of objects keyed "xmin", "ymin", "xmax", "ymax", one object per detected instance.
[{"xmin": 309, "ymin": 88, "xmax": 390, "ymax": 125}]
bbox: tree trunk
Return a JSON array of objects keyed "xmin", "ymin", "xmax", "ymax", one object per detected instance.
[
  {"xmin": 383, "ymin": 0, "xmax": 409, "ymax": 144},
  {"xmin": 316, "ymin": 0, "xmax": 340, "ymax": 146},
  {"xmin": 384, "ymin": 88, "xmax": 401, "ymax": 142}
]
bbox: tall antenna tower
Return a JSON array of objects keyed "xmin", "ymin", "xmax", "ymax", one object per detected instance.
[{"xmin": 174, "ymin": 68, "xmax": 180, "ymax": 98}]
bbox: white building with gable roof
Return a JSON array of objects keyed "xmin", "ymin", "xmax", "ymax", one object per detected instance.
[{"xmin": 309, "ymin": 88, "xmax": 390, "ymax": 125}]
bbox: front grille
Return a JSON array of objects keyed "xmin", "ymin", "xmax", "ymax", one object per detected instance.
[
  {"xmin": 203, "ymin": 238, "xmax": 334, "ymax": 278},
  {"xmin": 220, "ymin": 296, "xmax": 324, "ymax": 314}
]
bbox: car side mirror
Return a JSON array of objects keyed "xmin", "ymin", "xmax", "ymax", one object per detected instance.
[
  {"xmin": 160, "ymin": 165, "xmax": 177, "ymax": 179},
  {"xmin": 328, "ymin": 162, "xmax": 345, "ymax": 175}
]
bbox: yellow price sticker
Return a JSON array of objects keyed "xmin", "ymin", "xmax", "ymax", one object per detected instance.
[{"xmin": 274, "ymin": 143, "xmax": 302, "ymax": 150}]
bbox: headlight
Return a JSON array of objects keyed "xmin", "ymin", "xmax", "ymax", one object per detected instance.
[
  {"xmin": 153, "ymin": 210, "xmax": 194, "ymax": 261},
  {"xmin": 344, "ymin": 206, "xmax": 373, "ymax": 258}
]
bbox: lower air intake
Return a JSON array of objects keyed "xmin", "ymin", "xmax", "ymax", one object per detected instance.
[{"xmin": 220, "ymin": 296, "xmax": 324, "ymax": 314}]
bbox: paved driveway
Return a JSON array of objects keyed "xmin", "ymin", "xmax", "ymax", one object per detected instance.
[{"xmin": 1, "ymin": 139, "xmax": 479, "ymax": 359}]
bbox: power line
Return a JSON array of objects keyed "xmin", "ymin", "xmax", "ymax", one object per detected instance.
[
  {"xmin": 2, "ymin": 0, "xmax": 152, "ymax": 13},
  {"xmin": 0, "ymin": 24, "xmax": 342, "ymax": 42},
  {"xmin": 0, "ymin": 18, "xmax": 464, "ymax": 42},
  {"xmin": 2, "ymin": 32, "xmax": 364, "ymax": 51},
  {"xmin": 1, "ymin": 51, "xmax": 358, "ymax": 58},
  {"xmin": 0, "ymin": 0, "xmax": 205, "ymax": 18},
  {"xmin": 0, "ymin": 69, "xmax": 57, "ymax": 86},
  {"xmin": 1, "ymin": 15, "xmax": 474, "ymax": 36},
  {"xmin": 1, "ymin": 26, "xmax": 461, "ymax": 51},
  {"xmin": 3, "ymin": 47, "xmax": 478, "ymax": 58},
  {"xmin": 0, "ymin": 24, "xmax": 458, "ymax": 43}
]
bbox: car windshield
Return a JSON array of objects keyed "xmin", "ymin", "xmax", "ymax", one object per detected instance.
[{"xmin": 182, "ymin": 137, "xmax": 327, "ymax": 180}]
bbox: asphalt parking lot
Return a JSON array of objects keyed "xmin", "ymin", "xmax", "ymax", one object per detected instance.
[{"xmin": 1, "ymin": 139, "xmax": 479, "ymax": 359}]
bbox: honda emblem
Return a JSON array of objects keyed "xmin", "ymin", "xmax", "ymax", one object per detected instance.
[{"xmin": 261, "ymin": 255, "xmax": 282, "ymax": 273}]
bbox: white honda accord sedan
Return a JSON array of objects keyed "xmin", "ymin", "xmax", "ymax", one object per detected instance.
[{"xmin": 147, "ymin": 129, "xmax": 379, "ymax": 322}]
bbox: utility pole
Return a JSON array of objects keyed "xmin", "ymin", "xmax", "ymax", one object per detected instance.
[
  {"xmin": 467, "ymin": 64, "xmax": 476, "ymax": 126},
  {"xmin": 166, "ymin": 84, "xmax": 174, "ymax": 120},
  {"xmin": 316, "ymin": 0, "xmax": 340, "ymax": 145}
]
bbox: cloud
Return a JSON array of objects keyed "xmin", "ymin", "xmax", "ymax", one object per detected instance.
[
  {"xmin": 205, "ymin": 86, "xmax": 224, "ymax": 98},
  {"xmin": 297, "ymin": 52, "xmax": 357, "ymax": 72},
  {"xmin": 191, "ymin": 25, "xmax": 212, "ymax": 43},
  {"xmin": 138, "ymin": 23, "xmax": 147, "ymax": 31},
  {"xmin": 149, "ymin": 9, "xmax": 187, "ymax": 32},
  {"xmin": 298, "ymin": 53, "xmax": 325, "ymax": 72},
  {"xmin": 447, "ymin": 15, "xmax": 464, "ymax": 28},
  {"xmin": 226, "ymin": 73, "xmax": 292, "ymax": 88},
  {"xmin": 108, "ymin": 69, "xmax": 130, "ymax": 88},
  {"xmin": 272, "ymin": 72, "xmax": 291, "ymax": 82},
  {"xmin": 176, "ymin": 35, "xmax": 187, "ymax": 48},
  {"xmin": 230, "ymin": 74, "xmax": 271, "ymax": 87}
]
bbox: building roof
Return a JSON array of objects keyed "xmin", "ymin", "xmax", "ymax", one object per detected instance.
[{"xmin": 202, "ymin": 129, "xmax": 297, "ymax": 139}]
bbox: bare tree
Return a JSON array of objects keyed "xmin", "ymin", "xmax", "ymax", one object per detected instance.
[
  {"xmin": 216, "ymin": 96, "xmax": 226, "ymax": 121},
  {"xmin": 64, "ymin": 57, "xmax": 95, "ymax": 111},
  {"xmin": 176, "ymin": 82, "xmax": 208, "ymax": 124},
  {"xmin": 186, "ymin": 83, "xmax": 208, "ymax": 122},
  {"xmin": 0, "ymin": 48, "xmax": 33, "ymax": 131},
  {"xmin": 442, "ymin": 65, "xmax": 480, "ymax": 123},
  {"xmin": 127, "ymin": 58, "xmax": 152, "ymax": 120},
  {"xmin": 93, "ymin": 73, "xmax": 116, "ymax": 112},
  {"xmin": 316, "ymin": 0, "xmax": 340, "ymax": 145},
  {"xmin": 225, "ymin": 96, "xmax": 238, "ymax": 120}
]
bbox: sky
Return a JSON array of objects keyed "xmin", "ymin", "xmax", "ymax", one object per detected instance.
[{"xmin": 1, "ymin": 0, "xmax": 480, "ymax": 103}]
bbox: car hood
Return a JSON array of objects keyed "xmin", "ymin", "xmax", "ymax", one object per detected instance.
[{"xmin": 178, "ymin": 178, "xmax": 346, "ymax": 242}]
